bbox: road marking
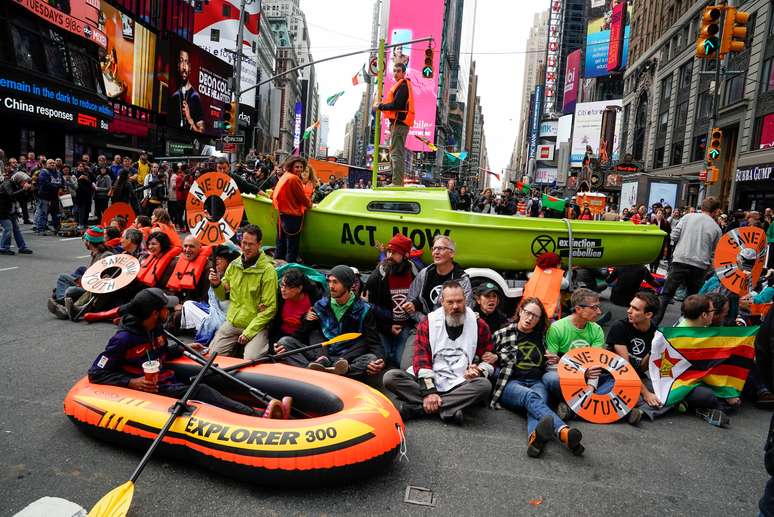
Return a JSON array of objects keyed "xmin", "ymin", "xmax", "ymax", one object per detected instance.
[
  {"xmin": 60, "ymin": 237, "xmax": 81, "ymax": 241},
  {"xmin": 0, "ymin": 267, "xmax": 19, "ymax": 272}
]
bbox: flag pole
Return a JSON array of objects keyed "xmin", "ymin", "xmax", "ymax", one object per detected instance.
[{"xmin": 373, "ymin": 37, "xmax": 385, "ymax": 188}]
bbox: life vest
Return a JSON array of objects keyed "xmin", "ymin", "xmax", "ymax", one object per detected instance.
[
  {"xmin": 153, "ymin": 222, "xmax": 182, "ymax": 249},
  {"xmin": 166, "ymin": 245, "xmax": 212, "ymax": 292},
  {"xmin": 137, "ymin": 246, "xmax": 181, "ymax": 287},
  {"xmin": 383, "ymin": 78, "xmax": 415, "ymax": 127},
  {"xmin": 523, "ymin": 265, "xmax": 565, "ymax": 319}
]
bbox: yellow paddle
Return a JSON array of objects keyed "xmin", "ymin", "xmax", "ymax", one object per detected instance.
[{"xmin": 88, "ymin": 353, "xmax": 219, "ymax": 517}]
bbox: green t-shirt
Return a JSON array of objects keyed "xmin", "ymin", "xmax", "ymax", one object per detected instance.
[{"xmin": 545, "ymin": 316, "xmax": 605, "ymax": 354}]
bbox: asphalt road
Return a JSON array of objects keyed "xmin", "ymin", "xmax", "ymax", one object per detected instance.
[{"xmin": 1, "ymin": 230, "xmax": 770, "ymax": 516}]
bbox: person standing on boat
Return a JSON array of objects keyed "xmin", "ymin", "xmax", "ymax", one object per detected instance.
[
  {"xmin": 383, "ymin": 280, "xmax": 494, "ymax": 424},
  {"xmin": 272, "ymin": 157, "xmax": 312, "ymax": 264},
  {"xmin": 374, "ymin": 62, "xmax": 414, "ymax": 187},
  {"xmin": 364, "ymin": 233, "xmax": 419, "ymax": 368},
  {"xmin": 87, "ymin": 288, "xmax": 287, "ymax": 418}
]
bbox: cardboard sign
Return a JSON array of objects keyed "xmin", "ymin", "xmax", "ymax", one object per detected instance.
[
  {"xmin": 713, "ymin": 227, "xmax": 767, "ymax": 296},
  {"xmin": 101, "ymin": 202, "xmax": 136, "ymax": 228},
  {"xmin": 186, "ymin": 172, "xmax": 243, "ymax": 245},
  {"xmin": 82, "ymin": 254, "xmax": 140, "ymax": 294},
  {"xmin": 558, "ymin": 347, "xmax": 641, "ymax": 424}
]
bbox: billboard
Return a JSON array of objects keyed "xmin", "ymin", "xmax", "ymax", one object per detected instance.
[
  {"xmin": 620, "ymin": 181, "xmax": 638, "ymax": 210},
  {"xmin": 544, "ymin": 0, "xmax": 563, "ymax": 115},
  {"xmin": 156, "ymin": 38, "xmax": 234, "ymax": 137},
  {"xmin": 194, "ymin": 0, "xmax": 260, "ymax": 108},
  {"xmin": 535, "ymin": 167, "xmax": 558, "ymax": 184},
  {"xmin": 760, "ymin": 113, "xmax": 774, "ymax": 149},
  {"xmin": 528, "ymin": 85, "xmax": 544, "ymax": 159},
  {"xmin": 539, "ymin": 120, "xmax": 558, "ymax": 138},
  {"xmin": 585, "ymin": 0, "xmax": 631, "ymax": 78},
  {"xmin": 570, "ymin": 99, "xmax": 623, "ymax": 166},
  {"xmin": 381, "ymin": 0, "xmax": 444, "ymax": 152},
  {"xmin": 99, "ymin": 3, "xmax": 156, "ymax": 110},
  {"xmin": 563, "ymin": 49, "xmax": 581, "ymax": 113},
  {"xmin": 648, "ymin": 182, "xmax": 678, "ymax": 209},
  {"xmin": 14, "ymin": 0, "xmax": 107, "ymax": 48}
]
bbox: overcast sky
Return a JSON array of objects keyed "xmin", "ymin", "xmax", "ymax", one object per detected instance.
[{"xmin": 300, "ymin": 0, "xmax": 547, "ymax": 174}]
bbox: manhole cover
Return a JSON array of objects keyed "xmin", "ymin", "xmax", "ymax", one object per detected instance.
[{"xmin": 404, "ymin": 486, "xmax": 436, "ymax": 507}]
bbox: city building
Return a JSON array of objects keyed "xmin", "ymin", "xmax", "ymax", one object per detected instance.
[{"xmin": 269, "ymin": 18, "xmax": 301, "ymax": 157}]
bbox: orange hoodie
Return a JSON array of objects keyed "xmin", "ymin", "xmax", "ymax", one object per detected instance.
[{"xmin": 272, "ymin": 173, "xmax": 312, "ymax": 216}]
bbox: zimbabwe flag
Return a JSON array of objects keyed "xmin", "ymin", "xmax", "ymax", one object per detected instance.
[{"xmin": 648, "ymin": 326, "xmax": 757, "ymax": 405}]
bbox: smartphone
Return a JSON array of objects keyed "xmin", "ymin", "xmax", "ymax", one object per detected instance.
[{"xmin": 390, "ymin": 29, "xmax": 412, "ymax": 70}]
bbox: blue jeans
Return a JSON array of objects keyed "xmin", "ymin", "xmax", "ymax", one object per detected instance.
[
  {"xmin": 275, "ymin": 213, "xmax": 303, "ymax": 263},
  {"xmin": 0, "ymin": 217, "xmax": 27, "ymax": 251},
  {"xmin": 499, "ymin": 377, "xmax": 566, "ymax": 436},
  {"xmin": 542, "ymin": 369, "xmax": 615, "ymax": 404},
  {"xmin": 379, "ymin": 326, "xmax": 412, "ymax": 367},
  {"xmin": 35, "ymin": 198, "xmax": 59, "ymax": 232}
]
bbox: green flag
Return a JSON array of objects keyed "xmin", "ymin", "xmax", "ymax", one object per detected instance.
[
  {"xmin": 542, "ymin": 194, "xmax": 566, "ymax": 211},
  {"xmin": 515, "ymin": 181, "xmax": 530, "ymax": 194}
]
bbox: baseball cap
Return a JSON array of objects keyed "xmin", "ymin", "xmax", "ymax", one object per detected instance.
[
  {"xmin": 475, "ymin": 282, "xmax": 499, "ymax": 296},
  {"xmin": 128, "ymin": 288, "xmax": 178, "ymax": 318}
]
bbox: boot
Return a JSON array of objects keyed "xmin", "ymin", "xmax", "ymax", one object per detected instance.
[{"xmin": 83, "ymin": 306, "xmax": 121, "ymax": 324}]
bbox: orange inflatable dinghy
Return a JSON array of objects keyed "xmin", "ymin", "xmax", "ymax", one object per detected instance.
[{"xmin": 64, "ymin": 357, "xmax": 404, "ymax": 486}]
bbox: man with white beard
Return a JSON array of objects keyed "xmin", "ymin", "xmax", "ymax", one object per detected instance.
[{"xmin": 383, "ymin": 280, "xmax": 495, "ymax": 424}]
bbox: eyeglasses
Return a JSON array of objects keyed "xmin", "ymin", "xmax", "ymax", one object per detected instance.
[
  {"xmin": 432, "ymin": 246, "xmax": 454, "ymax": 253},
  {"xmin": 521, "ymin": 308, "xmax": 542, "ymax": 320},
  {"xmin": 579, "ymin": 304, "xmax": 602, "ymax": 311}
]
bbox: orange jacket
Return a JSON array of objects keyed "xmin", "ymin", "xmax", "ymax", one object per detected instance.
[
  {"xmin": 382, "ymin": 78, "xmax": 415, "ymax": 127},
  {"xmin": 137, "ymin": 247, "xmax": 181, "ymax": 287},
  {"xmin": 153, "ymin": 222, "xmax": 182, "ymax": 249},
  {"xmin": 166, "ymin": 245, "xmax": 212, "ymax": 292},
  {"xmin": 272, "ymin": 174, "xmax": 312, "ymax": 216}
]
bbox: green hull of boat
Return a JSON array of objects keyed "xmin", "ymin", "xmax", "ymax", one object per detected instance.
[{"xmin": 243, "ymin": 187, "xmax": 665, "ymax": 270}]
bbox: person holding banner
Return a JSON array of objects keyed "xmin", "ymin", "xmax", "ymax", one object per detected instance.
[{"xmin": 375, "ymin": 62, "xmax": 415, "ymax": 187}]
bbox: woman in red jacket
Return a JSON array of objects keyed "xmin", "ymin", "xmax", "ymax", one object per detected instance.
[{"xmin": 272, "ymin": 157, "xmax": 312, "ymax": 263}]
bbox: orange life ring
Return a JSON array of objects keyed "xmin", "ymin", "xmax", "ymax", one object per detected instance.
[
  {"xmin": 81, "ymin": 254, "xmax": 140, "ymax": 294},
  {"xmin": 186, "ymin": 172, "xmax": 244, "ymax": 245},
  {"xmin": 64, "ymin": 358, "xmax": 404, "ymax": 486},
  {"xmin": 557, "ymin": 347, "xmax": 641, "ymax": 424},
  {"xmin": 713, "ymin": 226, "xmax": 767, "ymax": 296},
  {"xmin": 101, "ymin": 202, "xmax": 136, "ymax": 228}
]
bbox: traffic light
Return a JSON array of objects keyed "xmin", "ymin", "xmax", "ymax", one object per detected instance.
[
  {"xmin": 721, "ymin": 7, "xmax": 750, "ymax": 55},
  {"xmin": 223, "ymin": 100, "xmax": 237, "ymax": 135},
  {"xmin": 696, "ymin": 6, "xmax": 722, "ymax": 58},
  {"xmin": 707, "ymin": 127, "xmax": 722, "ymax": 162},
  {"xmin": 702, "ymin": 166, "xmax": 719, "ymax": 184},
  {"xmin": 422, "ymin": 48, "xmax": 433, "ymax": 79}
]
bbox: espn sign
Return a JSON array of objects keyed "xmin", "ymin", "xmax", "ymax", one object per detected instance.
[
  {"xmin": 77, "ymin": 113, "xmax": 97, "ymax": 128},
  {"xmin": 543, "ymin": 0, "xmax": 563, "ymax": 115}
]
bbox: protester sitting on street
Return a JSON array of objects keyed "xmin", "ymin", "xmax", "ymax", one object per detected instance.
[
  {"xmin": 472, "ymin": 282, "xmax": 509, "ymax": 333},
  {"xmin": 490, "ymin": 297, "xmax": 584, "ymax": 456},
  {"xmin": 383, "ymin": 280, "xmax": 494, "ymax": 425},
  {"xmin": 364, "ymin": 233, "xmax": 418, "ymax": 368},
  {"xmin": 164, "ymin": 235, "xmax": 211, "ymax": 329},
  {"xmin": 137, "ymin": 231, "xmax": 180, "ymax": 289},
  {"xmin": 275, "ymin": 265, "xmax": 384, "ymax": 378},
  {"xmin": 104, "ymin": 226, "xmax": 122, "ymax": 251},
  {"xmin": 606, "ymin": 291, "xmax": 668, "ymax": 424},
  {"xmin": 542, "ymin": 288, "xmax": 606, "ymax": 419},
  {"xmin": 151, "ymin": 207, "xmax": 181, "ymax": 249},
  {"xmin": 655, "ymin": 197, "xmax": 722, "ymax": 325},
  {"xmin": 272, "ymin": 156, "xmax": 312, "ymax": 264},
  {"xmin": 269, "ymin": 267, "xmax": 317, "ymax": 343},
  {"xmin": 118, "ymin": 228, "xmax": 145, "ymax": 260},
  {"xmin": 134, "ymin": 215, "xmax": 153, "ymax": 244},
  {"xmin": 0, "ymin": 172, "xmax": 33, "ymax": 255},
  {"xmin": 208, "ymin": 225, "xmax": 277, "ymax": 360},
  {"xmin": 181, "ymin": 245, "xmax": 239, "ymax": 342},
  {"xmin": 88, "ymin": 288, "xmax": 289, "ymax": 419},
  {"xmin": 48, "ymin": 226, "xmax": 113, "ymax": 320}
]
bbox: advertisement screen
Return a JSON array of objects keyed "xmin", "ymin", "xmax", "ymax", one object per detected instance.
[
  {"xmin": 381, "ymin": 0, "xmax": 444, "ymax": 152},
  {"xmin": 14, "ymin": 0, "xmax": 107, "ymax": 48},
  {"xmin": 620, "ymin": 181, "xmax": 638, "ymax": 210},
  {"xmin": 562, "ymin": 49, "xmax": 580, "ymax": 113},
  {"xmin": 760, "ymin": 113, "xmax": 774, "ymax": 149},
  {"xmin": 156, "ymin": 38, "xmax": 234, "ymax": 137},
  {"xmin": 194, "ymin": 0, "xmax": 260, "ymax": 108},
  {"xmin": 99, "ymin": 3, "xmax": 156, "ymax": 110},
  {"xmin": 571, "ymin": 99, "xmax": 623, "ymax": 166},
  {"xmin": 585, "ymin": 0, "xmax": 631, "ymax": 78},
  {"xmin": 648, "ymin": 182, "xmax": 678, "ymax": 209}
]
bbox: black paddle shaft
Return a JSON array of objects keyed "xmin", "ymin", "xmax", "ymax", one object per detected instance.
[
  {"xmin": 129, "ymin": 352, "xmax": 218, "ymax": 483},
  {"xmin": 222, "ymin": 340, "xmax": 342, "ymax": 372}
]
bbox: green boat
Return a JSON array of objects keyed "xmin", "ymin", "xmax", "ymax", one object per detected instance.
[{"xmin": 242, "ymin": 187, "xmax": 664, "ymax": 271}]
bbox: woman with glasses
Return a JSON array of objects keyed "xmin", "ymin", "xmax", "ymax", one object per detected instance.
[
  {"xmin": 490, "ymin": 297, "xmax": 585, "ymax": 458},
  {"xmin": 270, "ymin": 267, "xmax": 317, "ymax": 343}
]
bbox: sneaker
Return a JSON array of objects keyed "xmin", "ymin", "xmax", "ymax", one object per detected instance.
[
  {"xmin": 64, "ymin": 297, "xmax": 75, "ymax": 320},
  {"xmin": 527, "ymin": 415, "xmax": 554, "ymax": 458},
  {"xmin": 331, "ymin": 358, "xmax": 349, "ymax": 375},
  {"xmin": 440, "ymin": 409, "xmax": 464, "ymax": 425},
  {"xmin": 46, "ymin": 298, "xmax": 59, "ymax": 316},
  {"xmin": 262, "ymin": 400, "xmax": 284, "ymax": 419},
  {"xmin": 695, "ymin": 408, "xmax": 730, "ymax": 428},
  {"xmin": 18, "ymin": 248, "xmax": 32, "ymax": 254},
  {"xmin": 556, "ymin": 401, "xmax": 574, "ymax": 421},
  {"xmin": 627, "ymin": 407, "xmax": 644, "ymax": 426},
  {"xmin": 280, "ymin": 396, "xmax": 293, "ymax": 419},
  {"xmin": 48, "ymin": 299, "xmax": 70, "ymax": 320},
  {"xmin": 0, "ymin": 249, "xmax": 15, "ymax": 255},
  {"xmin": 756, "ymin": 391, "xmax": 774, "ymax": 410},
  {"xmin": 308, "ymin": 361, "xmax": 327, "ymax": 372},
  {"xmin": 557, "ymin": 426, "xmax": 584, "ymax": 456},
  {"xmin": 397, "ymin": 401, "xmax": 425, "ymax": 422}
]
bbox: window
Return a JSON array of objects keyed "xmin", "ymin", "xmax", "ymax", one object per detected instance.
[
  {"xmin": 696, "ymin": 77, "xmax": 712, "ymax": 119},
  {"xmin": 210, "ymin": 28, "xmax": 220, "ymax": 42},
  {"xmin": 633, "ymin": 92, "xmax": 648, "ymax": 161},
  {"xmin": 10, "ymin": 20, "xmax": 46, "ymax": 73},
  {"xmin": 620, "ymin": 104, "xmax": 630, "ymax": 156},
  {"xmin": 679, "ymin": 60, "xmax": 693, "ymax": 91},
  {"xmin": 657, "ymin": 76, "xmax": 672, "ymax": 138},
  {"xmin": 670, "ymin": 141, "xmax": 684, "ymax": 166},
  {"xmin": 692, "ymin": 134, "xmax": 707, "ymax": 162},
  {"xmin": 653, "ymin": 146, "xmax": 665, "ymax": 169},
  {"xmin": 42, "ymin": 26, "xmax": 70, "ymax": 81},
  {"xmin": 367, "ymin": 201, "xmax": 421, "ymax": 214}
]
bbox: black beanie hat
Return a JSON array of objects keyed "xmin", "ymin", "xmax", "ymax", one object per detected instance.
[{"xmin": 329, "ymin": 265, "xmax": 355, "ymax": 290}]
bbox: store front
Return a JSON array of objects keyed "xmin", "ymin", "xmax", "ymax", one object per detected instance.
[{"xmin": 734, "ymin": 163, "xmax": 774, "ymax": 211}]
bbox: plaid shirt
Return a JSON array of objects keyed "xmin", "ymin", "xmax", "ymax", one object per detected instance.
[
  {"xmin": 490, "ymin": 323, "xmax": 545, "ymax": 409},
  {"xmin": 413, "ymin": 315, "xmax": 494, "ymax": 393}
]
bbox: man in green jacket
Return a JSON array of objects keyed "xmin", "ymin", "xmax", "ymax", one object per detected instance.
[{"xmin": 208, "ymin": 224, "xmax": 278, "ymax": 360}]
